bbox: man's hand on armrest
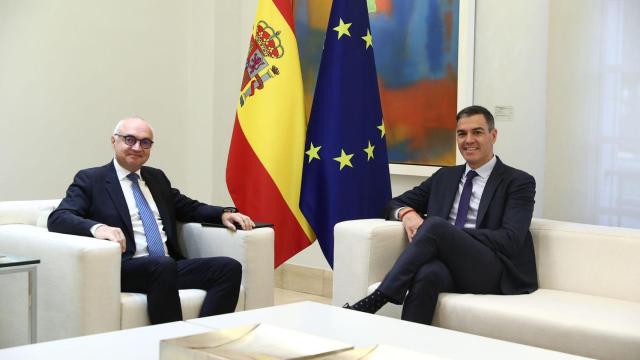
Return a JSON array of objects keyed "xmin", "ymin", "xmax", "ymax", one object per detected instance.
[
  {"xmin": 94, "ymin": 225, "xmax": 126, "ymax": 253},
  {"xmin": 221, "ymin": 212, "xmax": 256, "ymax": 231},
  {"xmin": 400, "ymin": 210, "xmax": 424, "ymax": 242}
]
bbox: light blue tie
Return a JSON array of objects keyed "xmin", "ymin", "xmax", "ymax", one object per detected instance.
[{"xmin": 127, "ymin": 173, "xmax": 165, "ymax": 256}]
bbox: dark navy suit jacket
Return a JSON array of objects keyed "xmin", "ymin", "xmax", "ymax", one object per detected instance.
[
  {"xmin": 387, "ymin": 157, "xmax": 538, "ymax": 294},
  {"xmin": 48, "ymin": 162, "xmax": 224, "ymax": 260}
]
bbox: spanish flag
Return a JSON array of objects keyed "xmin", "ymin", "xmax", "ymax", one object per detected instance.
[{"xmin": 226, "ymin": 0, "xmax": 314, "ymax": 267}]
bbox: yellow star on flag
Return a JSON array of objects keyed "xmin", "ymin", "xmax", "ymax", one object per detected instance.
[
  {"xmin": 333, "ymin": 149, "xmax": 354, "ymax": 170},
  {"xmin": 377, "ymin": 120, "xmax": 386, "ymax": 138},
  {"xmin": 363, "ymin": 141, "xmax": 375, "ymax": 161},
  {"xmin": 333, "ymin": 18, "xmax": 352, "ymax": 39},
  {"xmin": 361, "ymin": 29, "xmax": 373, "ymax": 49},
  {"xmin": 305, "ymin": 142, "xmax": 322, "ymax": 163}
]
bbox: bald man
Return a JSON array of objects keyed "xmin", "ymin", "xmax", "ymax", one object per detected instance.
[{"xmin": 48, "ymin": 117, "xmax": 255, "ymax": 324}]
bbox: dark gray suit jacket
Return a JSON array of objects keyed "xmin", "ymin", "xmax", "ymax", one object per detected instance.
[
  {"xmin": 387, "ymin": 157, "xmax": 538, "ymax": 294},
  {"xmin": 48, "ymin": 162, "xmax": 224, "ymax": 260}
]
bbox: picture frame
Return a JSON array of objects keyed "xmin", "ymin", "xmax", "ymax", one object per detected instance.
[{"xmin": 293, "ymin": 0, "xmax": 475, "ymax": 177}]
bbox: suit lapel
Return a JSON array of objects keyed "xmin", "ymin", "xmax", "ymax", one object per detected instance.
[
  {"xmin": 104, "ymin": 162, "xmax": 134, "ymax": 236},
  {"xmin": 141, "ymin": 168, "xmax": 172, "ymax": 236},
  {"xmin": 440, "ymin": 165, "xmax": 465, "ymax": 218},
  {"xmin": 476, "ymin": 157, "xmax": 505, "ymax": 226}
]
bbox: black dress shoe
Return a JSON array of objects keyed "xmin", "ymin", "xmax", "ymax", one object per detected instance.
[{"xmin": 342, "ymin": 302, "xmax": 354, "ymax": 310}]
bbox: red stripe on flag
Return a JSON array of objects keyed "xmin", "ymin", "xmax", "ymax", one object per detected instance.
[
  {"xmin": 271, "ymin": 0, "xmax": 295, "ymax": 33},
  {"xmin": 227, "ymin": 118, "xmax": 311, "ymax": 267}
]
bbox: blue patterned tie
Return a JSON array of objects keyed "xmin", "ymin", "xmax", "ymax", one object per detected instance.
[
  {"xmin": 127, "ymin": 173, "xmax": 165, "ymax": 256},
  {"xmin": 455, "ymin": 170, "xmax": 479, "ymax": 229}
]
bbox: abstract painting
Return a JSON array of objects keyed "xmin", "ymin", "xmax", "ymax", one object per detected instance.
[{"xmin": 295, "ymin": 0, "xmax": 460, "ymax": 167}]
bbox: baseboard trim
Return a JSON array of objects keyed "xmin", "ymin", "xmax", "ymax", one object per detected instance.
[{"xmin": 275, "ymin": 264, "xmax": 333, "ymax": 298}]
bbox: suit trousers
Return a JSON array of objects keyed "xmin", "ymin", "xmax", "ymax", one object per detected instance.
[
  {"xmin": 378, "ymin": 217, "xmax": 503, "ymax": 325},
  {"xmin": 121, "ymin": 255, "xmax": 242, "ymax": 324}
]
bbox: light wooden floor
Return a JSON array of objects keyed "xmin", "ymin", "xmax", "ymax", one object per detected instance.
[{"xmin": 274, "ymin": 288, "xmax": 332, "ymax": 306}]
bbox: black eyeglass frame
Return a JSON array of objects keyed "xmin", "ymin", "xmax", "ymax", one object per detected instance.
[{"xmin": 114, "ymin": 133, "xmax": 154, "ymax": 149}]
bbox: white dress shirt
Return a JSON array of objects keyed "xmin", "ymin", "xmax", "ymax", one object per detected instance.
[
  {"xmin": 90, "ymin": 159, "xmax": 168, "ymax": 257},
  {"xmin": 447, "ymin": 155, "xmax": 497, "ymax": 228}
]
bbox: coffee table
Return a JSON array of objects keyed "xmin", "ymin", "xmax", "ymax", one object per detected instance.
[
  {"xmin": 188, "ymin": 301, "xmax": 583, "ymax": 359},
  {"xmin": 0, "ymin": 301, "xmax": 586, "ymax": 359},
  {"xmin": 0, "ymin": 254, "xmax": 40, "ymax": 343},
  {"xmin": 0, "ymin": 321, "xmax": 211, "ymax": 359}
]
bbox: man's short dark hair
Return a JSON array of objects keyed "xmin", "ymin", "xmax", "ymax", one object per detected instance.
[{"xmin": 456, "ymin": 105, "xmax": 495, "ymax": 130}]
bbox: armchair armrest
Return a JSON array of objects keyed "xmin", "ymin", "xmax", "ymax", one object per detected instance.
[
  {"xmin": 177, "ymin": 223, "xmax": 274, "ymax": 310},
  {"xmin": 333, "ymin": 219, "xmax": 407, "ymax": 306},
  {"xmin": 0, "ymin": 224, "xmax": 121, "ymax": 343}
]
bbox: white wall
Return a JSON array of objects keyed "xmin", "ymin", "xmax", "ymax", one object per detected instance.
[
  {"xmin": 544, "ymin": 0, "xmax": 640, "ymax": 228},
  {"xmin": 184, "ymin": 0, "xmax": 216, "ymax": 203},
  {"xmin": 0, "ymin": 0, "xmax": 230, "ymax": 204},
  {"xmin": 474, "ymin": 0, "xmax": 549, "ymax": 216}
]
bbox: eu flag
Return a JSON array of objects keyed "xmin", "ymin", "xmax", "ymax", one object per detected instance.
[{"xmin": 300, "ymin": 0, "xmax": 392, "ymax": 267}]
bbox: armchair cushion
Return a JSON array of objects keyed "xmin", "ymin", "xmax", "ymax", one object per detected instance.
[
  {"xmin": 333, "ymin": 219, "xmax": 404, "ymax": 308},
  {"xmin": 120, "ymin": 289, "xmax": 210, "ymax": 329},
  {"xmin": 0, "ymin": 200, "xmax": 60, "ymax": 227},
  {"xmin": 431, "ymin": 289, "xmax": 640, "ymax": 359},
  {"xmin": 177, "ymin": 223, "xmax": 274, "ymax": 310}
]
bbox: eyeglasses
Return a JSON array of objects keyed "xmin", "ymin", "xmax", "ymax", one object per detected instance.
[{"xmin": 114, "ymin": 134, "xmax": 154, "ymax": 149}]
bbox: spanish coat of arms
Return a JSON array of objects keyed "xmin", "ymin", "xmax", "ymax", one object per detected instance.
[{"xmin": 239, "ymin": 20, "xmax": 284, "ymax": 107}]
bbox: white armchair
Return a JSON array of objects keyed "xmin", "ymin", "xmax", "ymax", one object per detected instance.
[
  {"xmin": 332, "ymin": 218, "xmax": 640, "ymax": 360},
  {"xmin": 332, "ymin": 219, "xmax": 405, "ymax": 318},
  {"xmin": 0, "ymin": 200, "xmax": 274, "ymax": 347}
]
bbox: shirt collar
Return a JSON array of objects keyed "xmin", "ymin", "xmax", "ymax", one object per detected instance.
[
  {"xmin": 465, "ymin": 155, "xmax": 497, "ymax": 179},
  {"xmin": 113, "ymin": 158, "xmax": 141, "ymax": 181}
]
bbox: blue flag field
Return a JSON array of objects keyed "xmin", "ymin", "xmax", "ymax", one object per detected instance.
[{"xmin": 300, "ymin": 0, "xmax": 392, "ymax": 267}]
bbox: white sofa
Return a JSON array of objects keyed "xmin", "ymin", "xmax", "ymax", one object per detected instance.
[
  {"xmin": 0, "ymin": 200, "xmax": 274, "ymax": 347},
  {"xmin": 333, "ymin": 218, "xmax": 640, "ymax": 360}
]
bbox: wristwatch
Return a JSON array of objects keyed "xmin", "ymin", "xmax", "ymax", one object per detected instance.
[{"xmin": 222, "ymin": 207, "xmax": 238, "ymax": 214}]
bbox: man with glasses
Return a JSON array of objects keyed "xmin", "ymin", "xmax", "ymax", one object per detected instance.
[{"xmin": 48, "ymin": 117, "xmax": 254, "ymax": 324}]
